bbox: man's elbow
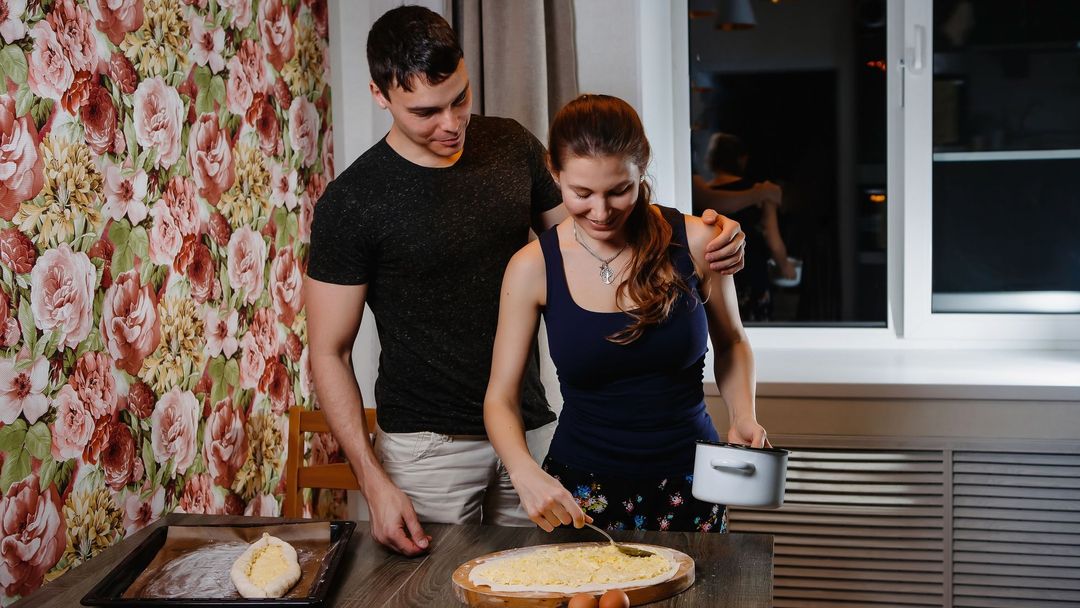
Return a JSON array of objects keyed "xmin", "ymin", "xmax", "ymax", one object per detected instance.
[{"xmin": 309, "ymin": 346, "xmax": 353, "ymax": 368}]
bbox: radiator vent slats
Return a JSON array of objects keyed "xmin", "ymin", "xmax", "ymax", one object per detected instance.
[
  {"xmin": 730, "ymin": 446, "xmax": 1080, "ymax": 607},
  {"xmin": 729, "ymin": 449, "xmax": 945, "ymax": 606},
  {"xmin": 952, "ymin": 451, "xmax": 1080, "ymax": 608}
]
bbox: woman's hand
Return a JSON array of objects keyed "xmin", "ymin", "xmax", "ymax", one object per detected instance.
[
  {"xmin": 777, "ymin": 257, "xmax": 797, "ymax": 280},
  {"xmin": 509, "ymin": 464, "xmax": 589, "ymax": 532},
  {"xmin": 728, "ymin": 416, "xmax": 770, "ymax": 448}
]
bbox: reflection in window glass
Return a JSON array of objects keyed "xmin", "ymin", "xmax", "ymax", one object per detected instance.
[
  {"xmin": 687, "ymin": 0, "xmax": 887, "ymax": 326},
  {"xmin": 932, "ymin": 0, "xmax": 1080, "ymax": 313}
]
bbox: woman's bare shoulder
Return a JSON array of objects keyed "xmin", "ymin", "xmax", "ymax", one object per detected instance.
[
  {"xmin": 504, "ymin": 238, "xmax": 548, "ymax": 287},
  {"xmin": 681, "ymin": 213, "xmax": 717, "ymax": 260}
]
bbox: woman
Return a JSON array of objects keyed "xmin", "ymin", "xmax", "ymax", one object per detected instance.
[
  {"xmin": 484, "ymin": 94, "xmax": 768, "ymax": 534},
  {"xmin": 697, "ymin": 132, "xmax": 796, "ymax": 322}
]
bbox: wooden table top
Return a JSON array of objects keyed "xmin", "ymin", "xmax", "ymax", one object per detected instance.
[{"xmin": 16, "ymin": 514, "xmax": 773, "ymax": 607}]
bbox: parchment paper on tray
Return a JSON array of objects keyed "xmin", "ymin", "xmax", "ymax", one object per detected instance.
[{"xmin": 123, "ymin": 522, "xmax": 333, "ymax": 599}]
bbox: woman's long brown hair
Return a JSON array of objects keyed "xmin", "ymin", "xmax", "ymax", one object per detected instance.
[{"xmin": 548, "ymin": 94, "xmax": 691, "ymax": 345}]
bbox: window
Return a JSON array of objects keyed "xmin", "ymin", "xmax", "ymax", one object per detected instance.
[
  {"xmin": 676, "ymin": 0, "xmax": 1080, "ymax": 343},
  {"xmin": 687, "ymin": 0, "xmax": 888, "ymax": 326},
  {"xmin": 901, "ymin": 0, "xmax": 1080, "ymax": 341},
  {"xmin": 930, "ymin": 0, "xmax": 1080, "ymax": 314}
]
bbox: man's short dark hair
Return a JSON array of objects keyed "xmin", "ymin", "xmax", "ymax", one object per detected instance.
[
  {"xmin": 367, "ymin": 5, "xmax": 464, "ymax": 98},
  {"xmin": 706, "ymin": 132, "xmax": 747, "ymax": 175}
]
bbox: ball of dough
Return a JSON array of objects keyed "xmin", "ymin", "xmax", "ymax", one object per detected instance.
[{"xmin": 230, "ymin": 533, "xmax": 302, "ymax": 598}]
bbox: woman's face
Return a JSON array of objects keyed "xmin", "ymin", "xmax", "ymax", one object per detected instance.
[{"xmin": 554, "ymin": 154, "xmax": 641, "ymax": 244}]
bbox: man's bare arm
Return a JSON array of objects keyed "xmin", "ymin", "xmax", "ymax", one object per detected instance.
[
  {"xmin": 304, "ymin": 277, "xmax": 430, "ymax": 555},
  {"xmin": 692, "ymin": 174, "xmax": 781, "ymax": 215}
]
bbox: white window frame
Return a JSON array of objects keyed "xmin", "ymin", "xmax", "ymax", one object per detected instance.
[
  {"xmin": 898, "ymin": 0, "xmax": 1080, "ymax": 342},
  {"xmin": 656, "ymin": 0, "xmax": 1080, "ymax": 350}
]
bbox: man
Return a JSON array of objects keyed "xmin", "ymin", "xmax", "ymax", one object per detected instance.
[{"xmin": 305, "ymin": 5, "xmax": 746, "ymax": 557}]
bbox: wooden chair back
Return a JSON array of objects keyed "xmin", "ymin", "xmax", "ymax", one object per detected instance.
[{"xmin": 282, "ymin": 405, "xmax": 375, "ymax": 518}]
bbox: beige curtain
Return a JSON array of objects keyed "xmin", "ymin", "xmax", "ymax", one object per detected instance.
[{"xmin": 452, "ymin": 0, "xmax": 579, "ymax": 140}]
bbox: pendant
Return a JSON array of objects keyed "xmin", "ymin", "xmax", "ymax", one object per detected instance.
[{"xmin": 600, "ymin": 263, "xmax": 615, "ymax": 285}]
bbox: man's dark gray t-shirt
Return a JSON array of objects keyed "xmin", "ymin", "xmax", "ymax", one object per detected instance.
[{"xmin": 307, "ymin": 115, "xmax": 559, "ymax": 435}]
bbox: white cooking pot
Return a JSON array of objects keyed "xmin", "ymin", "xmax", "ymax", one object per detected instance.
[{"xmin": 691, "ymin": 440, "xmax": 788, "ymax": 508}]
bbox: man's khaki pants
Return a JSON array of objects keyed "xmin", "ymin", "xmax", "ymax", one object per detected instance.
[{"xmin": 371, "ymin": 422, "xmax": 556, "ymax": 525}]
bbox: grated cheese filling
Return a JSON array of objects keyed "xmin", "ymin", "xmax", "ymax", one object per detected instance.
[
  {"xmin": 246, "ymin": 546, "xmax": 289, "ymax": 588},
  {"xmin": 469, "ymin": 544, "xmax": 675, "ymax": 592}
]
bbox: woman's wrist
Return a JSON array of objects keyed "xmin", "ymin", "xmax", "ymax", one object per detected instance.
[
  {"xmin": 730, "ymin": 411, "xmax": 759, "ymax": 428},
  {"xmin": 504, "ymin": 456, "xmax": 543, "ymax": 481}
]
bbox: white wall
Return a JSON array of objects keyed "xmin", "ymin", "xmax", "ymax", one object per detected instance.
[
  {"xmin": 573, "ymin": 1, "xmax": 641, "ymax": 108},
  {"xmin": 573, "ymin": 1, "xmax": 688, "ymax": 212}
]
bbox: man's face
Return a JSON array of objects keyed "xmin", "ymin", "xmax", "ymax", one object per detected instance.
[{"xmin": 372, "ymin": 59, "xmax": 472, "ymax": 165}]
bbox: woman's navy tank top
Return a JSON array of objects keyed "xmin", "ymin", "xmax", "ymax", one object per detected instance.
[{"xmin": 541, "ymin": 205, "xmax": 720, "ymax": 477}]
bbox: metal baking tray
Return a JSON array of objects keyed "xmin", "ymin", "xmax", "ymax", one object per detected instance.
[{"xmin": 80, "ymin": 520, "xmax": 356, "ymax": 607}]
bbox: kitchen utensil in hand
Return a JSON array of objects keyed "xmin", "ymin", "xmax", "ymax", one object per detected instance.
[
  {"xmin": 692, "ymin": 440, "xmax": 789, "ymax": 508},
  {"xmin": 584, "ymin": 523, "xmax": 654, "ymax": 558}
]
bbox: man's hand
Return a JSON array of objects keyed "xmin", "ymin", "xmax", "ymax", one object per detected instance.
[
  {"xmin": 754, "ymin": 180, "xmax": 782, "ymax": 207},
  {"xmin": 363, "ymin": 473, "xmax": 431, "ymax": 556},
  {"xmin": 700, "ymin": 209, "xmax": 746, "ymax": 274}
]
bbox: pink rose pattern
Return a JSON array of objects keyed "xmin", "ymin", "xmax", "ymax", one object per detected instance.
[
  {"xmin": 150, "ymin": 387, "xmax": 198, "ymax": 475},
  {"xmin": 0, "ymin": 96, "xmax": 44, "ymax": 221},
  {"xmin": 101, "ymin": 270, "xmax": 160, "ymax": 376},
  {"xmin": 26, "ymin": 21, "xmax": 73, "ymax": 101},
  {"xmin": 187, "ymin": 114, "xmax": 235, "ymax": 205},
  {"xmin": 89, "ymin": 0, "xmax": 143, "ymax": 46},
  {"xmin": 46, "ymin": 0, "xmax": 97, "ymax": 74},
  {"xmin": 0, "ymin": 476, "xmax": 65, "ymax": 598},
  {"xmin": 0, "ymin": 2, "xmax": 332, "ymax": 601},
  {"xmin": 69, "ymin": 351, "xmax": 117, "ymax": 419},
  {"xmin": 30, "ymin": 244, "xmax": 96, "ymax": 350},
  {"xmin": 132, "ymin": 76, "xmax": 184, "ymax": 169},
  {"xmin": 227, "ymin": 226, "xmax": 266, "ymax": 306},
  {"xmin": 258, "ymin": 0, "xmax": 294, "ymax": 72},
  {"xmin": 50, "ymin": 385, "xmax": 94, "ymax": 461},
  {"xmin": 270, "ymin": 247, "xmax": 302, "ymax": 325},
  {"xmin": 288, "ymin": 97, "xmax": 319, "ymax": 168},
  {"xmin": 203, "ymin": 399, "xmax": 246, "ymax": 487}
]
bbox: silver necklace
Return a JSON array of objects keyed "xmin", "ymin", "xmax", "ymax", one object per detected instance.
[{"xmin": 572, "ymin": 221, "xmax": 627, "ymax": 285}]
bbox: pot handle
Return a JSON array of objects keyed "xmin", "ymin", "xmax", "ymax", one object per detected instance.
[{"xmin": 710, "ymin": 459, "xmax": 756, "ymax": 475}]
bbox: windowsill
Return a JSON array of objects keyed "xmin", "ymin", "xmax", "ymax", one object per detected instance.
[{"xmin": 705, "ymin": 348, "xmax": 1080, "ymax": 401}]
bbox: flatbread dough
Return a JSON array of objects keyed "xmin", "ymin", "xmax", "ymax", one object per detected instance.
[
  {"xmin": 468, "ymin": 544, "xmax": 679, "ymax": 594},
  {"xmin": 230, "ymin": 533, "xmax": 302, "ymax": 598}
]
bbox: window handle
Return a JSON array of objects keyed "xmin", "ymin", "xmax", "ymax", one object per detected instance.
[{"xmin": 906, "ymin": 24, "xmax": 926, "ymax": 75}]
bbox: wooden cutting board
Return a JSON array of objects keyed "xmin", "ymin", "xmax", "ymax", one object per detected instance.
[{"xmin": 451, "ymin": 542, "xmax": 695, "ymax": 607}]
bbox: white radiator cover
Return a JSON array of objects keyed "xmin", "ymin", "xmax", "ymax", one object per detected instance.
[{"xmin": 727, "ymin": 441, "xmax": 1080, "ymax": 608}]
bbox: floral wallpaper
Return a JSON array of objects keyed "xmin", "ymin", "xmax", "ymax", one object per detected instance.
[{"xmin": 0, "ymin": 0, "xmax": 336, "ymax": 602}]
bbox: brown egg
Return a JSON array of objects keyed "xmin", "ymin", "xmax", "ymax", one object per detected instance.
[
  {"xmin": 567, "ymin": 592, "xmax": 598, "ymax": 608},
  {"xmin": 598, "ymin": 588, "xmax": 631, "ymax": 608}
]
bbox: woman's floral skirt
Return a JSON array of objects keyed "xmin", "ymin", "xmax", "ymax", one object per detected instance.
[{"xmin": 543, "ymin": 457, "xmax": 727, "ymax": 533}]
